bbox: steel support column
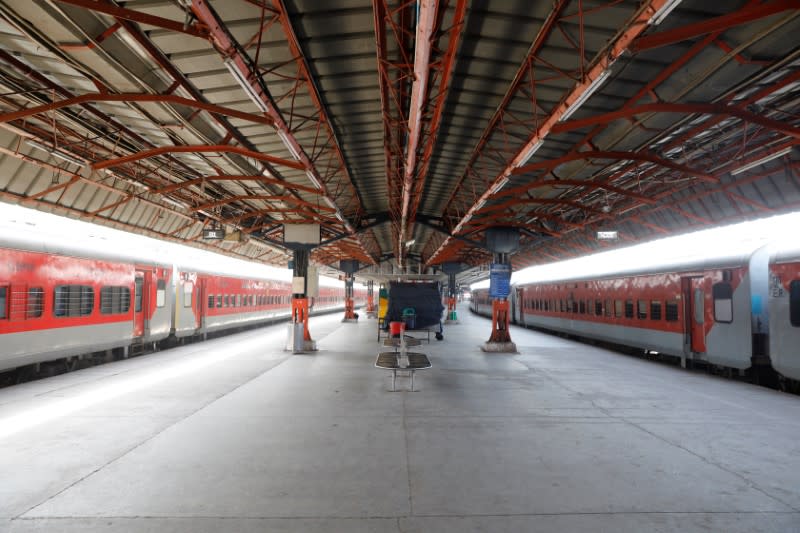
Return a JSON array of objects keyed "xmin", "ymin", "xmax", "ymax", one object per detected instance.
[{"xmin": 290, "ymin": 248, "xmax": 316, "ymax": 352}]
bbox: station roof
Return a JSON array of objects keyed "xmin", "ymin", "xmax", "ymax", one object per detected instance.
[{"xmin": 0, "ymin": 0, "xmax": 798, "ymax": 283}]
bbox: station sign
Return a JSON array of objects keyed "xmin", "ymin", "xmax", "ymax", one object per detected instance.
[
  {"xmin": 489, "ymin": 263, "xmax": 511, "ymax": 299},
  {"xmin": 597, "ymin": 230, "xmax": 618, "ymax": 240},
  {"xmin": 202, "ymin": 228, "xmax": 226, "ymax": 240}
]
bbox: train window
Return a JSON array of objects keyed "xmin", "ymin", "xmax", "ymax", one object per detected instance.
[
  {"xmin": 595, "ymin": 300, "xmax": 603, "ymax": 316},
  {"xmin": 605, "ymin": 299, "xmax": 612, "ymax": 318},
  {"xmin": 216, "ymin": 295, "xmax": 222, "ymax": 308},
  {"xmin": 134, "ymin": 278, "xmax": 143, "ymax": 313},
  {"xmin": 790, "ymin": 281, "xmax": 800, "ymax": 327},
  {"xmin": 0, "ymin": 286, "xmax": 6, "ymax": 319},
  {"xmin": 712, "ymin": 282, "xmax": 733, "ymax": 323},
  {"xmin": 223, "ymin": 295, "xmax": 229, "ymax": 307},
  {"xmin": 54, "ymin": 285, "xmax": 94, "ymax": 317},
  {"xmin": 183, "ymin": 283, "xmax": 193, "ymax": 308},
  {"xmin": 624, "ymin": 300, "xmax": 634, "ymax": 319},
  {"xmin": 156, "ymin": 279, "xmax": 166, "ymax": 308},
  {"xmin": 100, "ymin": 286, "xmax": 131, "ymax": 315},
  {"xmin": 579, "ymin": 300, "xmax": 586, "ymax": 314},
  {"xmin": 665, "ymin": 301, "xmax": 679, "ymax": 321},
  {"xmin": 208, "ymin": 294, "xmax": 214, "ymax": 309},
  {"xmin": 27, "ymin": 287, "xmax": 43, "ymax": 318},
  {"xmin": 637, "ymin": 300, "xmax": 647, "ymax": 320},
  {"xmin": 694, "ymin": 289, "xmax": 704, "ymax": 324},
  {"xmin": 235, "ymin": 295, "xmax": 241, "ymax": 307},
  {"xmin": 650, "ymin": 301, "xmax": 662, "ymax": 320},
  {"xmin": 614, "ymin": 300, "xmax": 623, "ymax": 318}
]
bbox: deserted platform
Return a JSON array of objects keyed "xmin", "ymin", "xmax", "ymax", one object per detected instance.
[{"xmin": 0, "ymin": 306, "xmax": 798, "ymax": 532}]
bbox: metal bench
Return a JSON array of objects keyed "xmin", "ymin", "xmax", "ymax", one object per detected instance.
[{"xmin": 375, "ymin": 351, "xmax": 431, "ymax": 391}]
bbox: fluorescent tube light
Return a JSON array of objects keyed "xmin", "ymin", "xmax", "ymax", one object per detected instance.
[
  {"xmin": 649, "ymin": 0, "xmax": 682, "ymax": 26},
  {"xmin": 305, "ymin": 169, "xmax": 321, "ymax": 189},
  {"xmin": 277, "ymin": 129, "xmax": 302, "ymax": 161},
  {"xmin": 559, "ymin": 69, "xmax": 612, "ymax": 122},
  {"xmin": 517, "ymin": 140, "xmax": 544, "ymax": 167},
  {"xmin": 730, "ymin": 147, "xmax": 793, "ymax": 175},
  {"xmin": 223, "ymin": 57, "xmax": 269, "ymax": 113},
  {"xmin": 490, "ymin": 176, "xmax": 509, "ymax": 194},
  {"xmin": 26, "ymin": 139, "xmax": 85, "ymax": 167},
  {"xmin": 162, "ymin": 197, "xmax": 189, "ymax": 210}
]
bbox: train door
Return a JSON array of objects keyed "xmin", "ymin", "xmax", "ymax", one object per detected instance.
[
  {"xmin": 133, "ymin": 271, "xmax": 146, "ymax": 337},
  {"xmin": 682, "ymin": 276, "xmax": 706, "ymax": 354},
  {"xmin": 196, "ymin": 278, "xmax": 205, "ymax": 330}
]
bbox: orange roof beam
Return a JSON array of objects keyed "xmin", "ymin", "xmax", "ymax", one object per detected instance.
[
  {"xmin": 0, "ymin": 93, "xmax": 274, "ymax": 127},
  {"xmin": 92, "ymin": 145, "xmax": 305, "ymax": 172}
]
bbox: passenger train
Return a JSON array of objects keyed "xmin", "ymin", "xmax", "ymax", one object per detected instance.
[
  {"xmin": 471, "ymin": 243, "xmax": 800, "ymax": 384},
  {"xmin": 0, "ymin": 232, "xmax": 363, "ymax": 376}
]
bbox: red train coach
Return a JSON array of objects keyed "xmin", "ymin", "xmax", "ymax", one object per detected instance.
[
  {"xmin": 0, "ymin": 232, "xmax": 171, "ymax": 372},
  {"xmin": 1, "ymin": 230, "xmax": 364, "ymax": 376},
  {"xmin": 473, "ymin": 250, "xmax": 764, "ymax": 373}
]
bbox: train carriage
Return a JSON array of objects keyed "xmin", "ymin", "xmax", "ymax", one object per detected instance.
[
  {"xmin": 0, "ymin": 233, "xmax": 171, "ymax": 371},
  {"xmin": 767, "ymin": 243, "xmax": 800, "ymax": 381},
  {"xmin": 472, "ymin": 243, "xmax": 800, "ymax": 383},
  {"xmin": 0, "ymin": 231, "xmax": 364, "ymax": 375}
]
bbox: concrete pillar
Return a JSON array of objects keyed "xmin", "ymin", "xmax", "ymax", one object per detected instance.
[
  {"xmin": 289, "ymin": 249, "xmax": 316, "ymax": 352},
  {"xmin": 482, "ymin": 227, "xmax": 519, "ymax": 353},
  {"xmin": 340, "ymin": 259, "xmax": 359, "ymax": 322},
  {"xmin": 366, "ymin": 280, "xmax": 376, "ymax": 317}
]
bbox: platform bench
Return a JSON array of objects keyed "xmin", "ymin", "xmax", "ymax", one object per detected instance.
[{"xmin": 375, "ymin": 351, "xmax": 431, "ymax": 391}]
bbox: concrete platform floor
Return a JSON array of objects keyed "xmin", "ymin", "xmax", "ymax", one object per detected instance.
[{"xmin": 1, "ymin": 306, "xmax": 799, "ymax": 532}]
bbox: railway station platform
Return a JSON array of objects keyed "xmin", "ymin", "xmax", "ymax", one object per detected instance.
[{"xmin": 1, "ymin": 307, "xmax": 799, "ymax": 533}]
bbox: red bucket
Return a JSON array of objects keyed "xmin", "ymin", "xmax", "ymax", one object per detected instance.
[{"xmin": 389, "ymin": 321, "xmax": 405, "ymax": 337}]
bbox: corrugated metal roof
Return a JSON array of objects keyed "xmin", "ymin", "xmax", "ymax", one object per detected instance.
[{"xmin": 0, "ymin": 0, "xmax": 797, "ymax": 284}]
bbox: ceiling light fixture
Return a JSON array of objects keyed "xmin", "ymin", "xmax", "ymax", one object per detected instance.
[
  {"xmin": 276, "ymin": 129, "xmax": 302, "ymax": 161},
  {"xmin": 649, "ymin": 0, "xmax": 683, "ymax": 26},
  {"xmin": 26, "ymin": 139, "xmax": 86, "ymax": 167},
  {"xmin": 305, "ymin": 169, "xmax": 322, "ymax": 189},
  {"xmin": 730, "ymin": 147, "xmax": 793, "ymax": 175},
  {"xmin": 223, "ymin": 57, "xmax": 269, "ymax": 113},
  {"xmin": 162, "ymin": 197, "xmax": 189, "ymax": 210},
  {"xmin": 559, "ymin": 69, "xmax": 613, "ymax": 123},
  {"xmin": 517, "ymin": 140, "xmax": 544, "ymax": 167}
]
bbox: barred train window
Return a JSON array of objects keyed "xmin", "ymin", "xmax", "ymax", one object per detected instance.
[
  {"xmin": 0, "ymin": 286, "xmax": 7, "ymax": 319},
  {"xmin": 54, "ymin": 285, "xmax": 94, "ymax": 317},
  {"xmin": 712, "ymin": 282, "xmax": 733, "ymax": 323},
  {"xmin": 789, "ymin": 280, "xmax": 800, "ymax": 327},
  {"xmin": 208, "ymin": 294, "xmax": 215, "ymax": 309},
  {"xmin": 595, "ymin": 300, "xmax": 603, "ymax": 316},
  {"xmin": 100, "ymin": 286, "xmax": 131, "ymax": 315},
  {"xmin": 665, "ymin": 301, "xmax": 679, "ymax": 322},
  {"xmin": 624, "ymin": 300, "xmax": 634, "ymax": 319},
  {"xmin": 156, "ymin": 279, "xmax": 166, "ymax": 308},
  {"xmin": 650, "ymin": 301, "xmax": 662, "ymax": 321},
  {"xmin": 637, "ymin": 300, "xmax": 647, "ymax": 320},
  {"xmin": 27, "ymin": 287, "xmax": 44, "ymax": 319},
  {"xmin": 614, "ymin": 300, "xmax": 623, "ymax": 318}
]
